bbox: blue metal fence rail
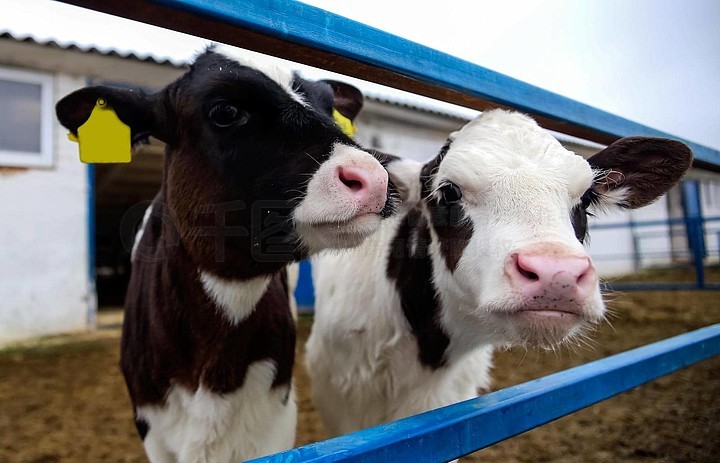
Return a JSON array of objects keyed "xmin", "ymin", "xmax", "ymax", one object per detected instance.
[
  {"xmin": 251, "ymin": 324, "xmax": 720, "ymax": 462},
  {"xmin": 296, "ymin": 215, "xmax": 720, "ymax": 304},
  {"xmin": 60, "ymin": 0, "xmax": 720, "ymax": 169},
  {"xmin": 592, "ymin": 215, "xmax": 720, "ymax": 291},
  {"xmin": 54, "ymin": 0, "xmax": 720, "ymax": 461}
]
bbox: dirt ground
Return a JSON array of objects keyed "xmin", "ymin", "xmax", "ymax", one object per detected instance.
[{"xmin": 1, "ymin": 285, "xmax": 718, "ymax": 462}]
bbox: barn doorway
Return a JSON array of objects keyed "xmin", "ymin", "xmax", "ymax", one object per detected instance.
[{"xmin": 93, "ymin": 140, "xmax": 163, "ymax": 308}]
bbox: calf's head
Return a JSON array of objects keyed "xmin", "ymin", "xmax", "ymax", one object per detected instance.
[
  {"xmin": 391, "ymin": 110, "xmax": 692, "ymax": 349},
  {"xmin": 56, "ymin": 47, "xmax": 394, "ymax": 278}
]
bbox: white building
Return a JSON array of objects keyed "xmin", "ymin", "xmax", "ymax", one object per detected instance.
[{"xmin": 0, "ymin": 32, "xmax": 717, "ymax": 344}]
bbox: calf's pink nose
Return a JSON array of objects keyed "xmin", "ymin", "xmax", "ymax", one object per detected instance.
[
  {"xmin": 335, "ymin": 165, "xmax": 388, "ymax": 215},
  {"xmin": 508, "ymin": 249, "xmax": 596, "ymax": 301}
]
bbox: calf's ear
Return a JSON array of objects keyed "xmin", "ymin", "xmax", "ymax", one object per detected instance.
[
  {"xmin": 56, "ymin": 86, "xmax": 168, "ymax": 143},
  {"xmin": 321, "ymin": 80, "xmax": 364, "ymax": 121},
  {"xmin": 587, "ymin": 136, "xmax": 693, "ymax": 209}
]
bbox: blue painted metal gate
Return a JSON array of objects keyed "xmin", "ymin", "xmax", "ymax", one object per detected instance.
[{"xmin": 58, "ymin": 0, "xmax": 720, "ymax": 461}]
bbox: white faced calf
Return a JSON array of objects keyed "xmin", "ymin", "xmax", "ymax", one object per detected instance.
[
  {"xmin": 306, "ymin": 109, "xmax": 692, "ymax": 435},
  {"xmin": 56, "ymin": 48, "xmax": 395, "ymax": 462}
]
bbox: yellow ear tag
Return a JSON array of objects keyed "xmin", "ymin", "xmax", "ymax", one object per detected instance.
[
  {"xmin": 73, "ymin": 98, "xmax": 132, "ymax": 163},
  {"xmin": 333, "ymin": 108, "xmax": 357, "ymax": 139}
]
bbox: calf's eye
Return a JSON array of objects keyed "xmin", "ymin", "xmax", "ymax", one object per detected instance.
[
  {"xmin": 209, "ymin": 102, "xmax": 247, "ymax": 128},
  {"xmin": 440, "ymin": 182, "xmax": 462, "ymax": 204},
  {"xmin": 580, "ymin": 189, "xmax": 597, "ymax": 209}
]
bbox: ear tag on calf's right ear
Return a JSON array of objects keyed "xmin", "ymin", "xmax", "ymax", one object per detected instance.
[
  {"xmin": 72, "ymin": 98, "xmax": 132, "ymax": 163},
  {"xmin": 333, "ymin": 108, "xmax": 357, "ymax": 139}
]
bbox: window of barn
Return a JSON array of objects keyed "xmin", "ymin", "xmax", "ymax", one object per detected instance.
[{"xmin": 0, "ymin": 67, "xmax": 53, "ymax": 167}]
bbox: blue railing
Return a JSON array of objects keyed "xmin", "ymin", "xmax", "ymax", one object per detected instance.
[
  {"xmin": 592, "ymin": 215, "xmax": 720, "ymax": 291},
  {"xmin": 58, "ymin": 0, "xmax": 720, "ymax": 168},
  {"xmin": 250, "ymin": 324, "xmax": 720, "ymax": 462},
  {"xmin": 56, "ymin": 0, "xmax": 720, "ymax": 461},
  {"xmin": 296, "ymin": 214, "xmax": 720, "ymax": 308}
]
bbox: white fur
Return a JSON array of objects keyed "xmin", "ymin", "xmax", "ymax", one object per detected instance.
[
  {"xmin": 307, "ymin": 110, "xmax": 609, "ymax": 436},
  {"xmin": 199, "ymin": 271, "xmax": 270, "ymax": 324},
  {"xmin": 307, "ymin": 218, "xmax": 493, "ymax": 434},
  {"xmin": 592, "ymin": 169, "xmax": 631, "ymax": 210},
  {"xmin": 386, "ymin": 158, "xmax": 423, "ymax": 205},
  {"xmin": 131, "ymin": 204, "xmax": 153, "ymax": 261},
  {"xmin": 138, "ymin": 360, "xmax": 296, "ymax": 463},
  {"xmin": 286, "ymin": 263, "xmax": 299, "ymax": 321},
  {"xmin": 294, "ymin": 143, "xmax": 388, "ymax": 253}
]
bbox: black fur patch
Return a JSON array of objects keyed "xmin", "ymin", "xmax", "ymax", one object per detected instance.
[
  {"xmin": 135, "ymin": 418, "xmax": 149, "ymax": 440},
  {"xmin": 386, "ymin": 209, "xmax": 450, "ymax": 368},
  {"xmin": 420, "ymin": 139, "xmax": 474, "ymax": 271},
  {"xmin": 427, "ymin": 198, "xmax": 474, "ymax": 271}
]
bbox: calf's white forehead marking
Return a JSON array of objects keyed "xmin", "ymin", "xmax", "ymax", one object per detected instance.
[
  {"xmin": 436, "ymin": 110, "xmax": 594, "ymax": 202},
  {"xmin": 199, "ymin": 271, "xmax": 271, "ymax": 324},
  {"xmin": 214, "ymin": 45, "xmax": 308, "ymax": 107}
]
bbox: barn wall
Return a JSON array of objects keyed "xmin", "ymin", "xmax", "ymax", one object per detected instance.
[
  {"xmin": 0, "ymin": 73, "xmax": 90, "ymax": 345},
  {"xmin": 701, "ymin": 180, "xmax": 720, "ymax": 263},
  {"xmin": 585, "ymin": 208, "xmax": 634, "ymax": 276},
  {"xmin": 631, "ymin": 196, "xmax": 674, "ymax": 268},
  {"xmin": 355, "ymin": 101, "xmax": 463, "ymax": 163}
]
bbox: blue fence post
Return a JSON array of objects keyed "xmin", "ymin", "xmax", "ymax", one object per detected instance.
[
  {"xmin": 682, "ymin": 181, "xmax": 706, "ymax": 288},
  {"xmin": 87, "ymin": 163, "xmax": 97, "ymax": 328},
  {"xmin": 293, "ymin": 260, "xmax": 315, "ymax": 311}
]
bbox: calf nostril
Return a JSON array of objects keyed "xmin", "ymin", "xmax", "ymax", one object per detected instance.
[
  {"xmin": 518, "ymin": 267, "xmax": 539, "ymax": 281},
  {"xmin": 515, "ymin": 254, "xmax": 540, "ymax": 281},
  {"xmin": 338, "ymin": 167, "xmax": 365, "ymax": 192},
  {"xmin": 576, "ymin": 261, "xmax": 595, "ymax": 286},
  {"xmin": 342, "ymin": 178, "xmax": 363, "ymax": 192}
]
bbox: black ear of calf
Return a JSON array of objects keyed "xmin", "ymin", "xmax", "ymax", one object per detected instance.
[
  {"xmin": 292, "ymin": 75, "xmax": 335, "ymax": 118},
  {"xmin": 587, "ymin": 136, "xmax": 693, "ymax": 209},
  {"xmin": 55, "ymin": 86, "xmax": 157, "ymax": 140},
  {"xmin": 321, "ymin": 79, "xmax": 364, "ymax": 121}
]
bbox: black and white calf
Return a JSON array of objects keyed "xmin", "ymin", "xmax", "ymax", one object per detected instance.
[
  {"xmin": 306, "ymin": 109, "xmax": 692, "ymax": 435},
  {"xmin": 56, "ymin": 47, "xmax": 395, "ymax": 462}
]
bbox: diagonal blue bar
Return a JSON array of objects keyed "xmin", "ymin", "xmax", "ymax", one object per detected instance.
[
  {"xmin": 251, "ymin": 324, "xmax": 720, "ymax": 463},
  {"xmin": 56, "ymin": 0, "xmax": 720, "ymax": 168},
  {"xmin": 153, "ymin": 0, "xmax": 720, "ymax": 166}
]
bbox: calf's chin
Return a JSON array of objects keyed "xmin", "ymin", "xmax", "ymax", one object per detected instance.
[{"xmin": 460, "ymin": 243, "xmax": 606, "ymax": 348}]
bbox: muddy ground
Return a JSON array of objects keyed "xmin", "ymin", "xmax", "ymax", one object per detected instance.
[{"xmin": 1, "ymin": 282, "xmax": 718, "ymax": 462}]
